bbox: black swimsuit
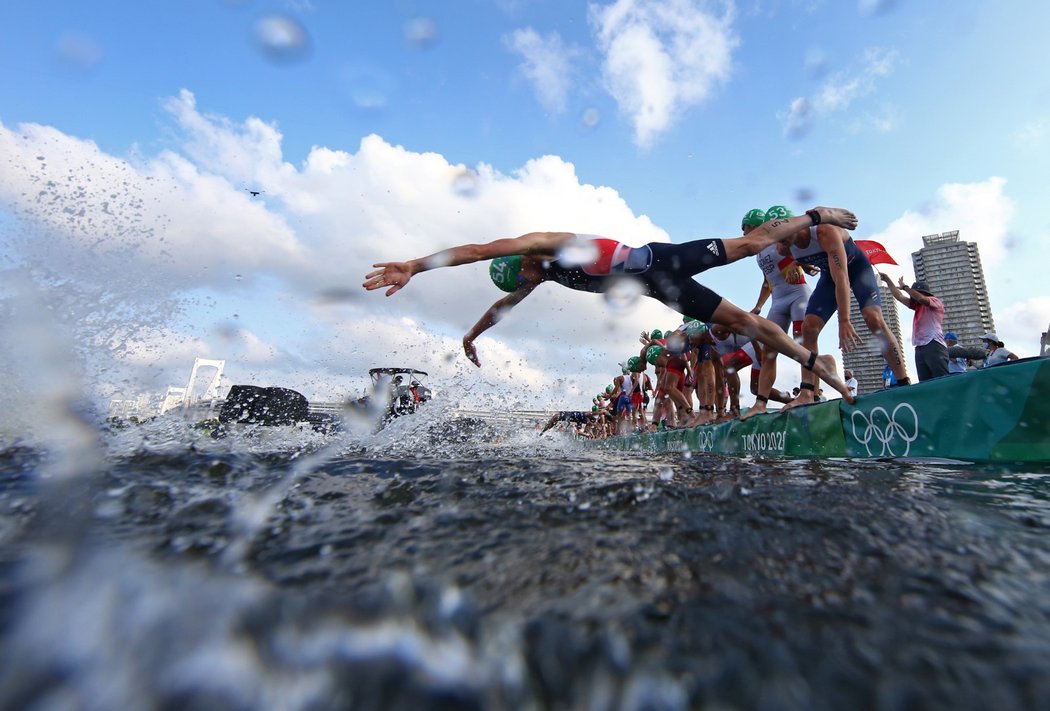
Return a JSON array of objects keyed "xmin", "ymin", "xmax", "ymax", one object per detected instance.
[{"xmin": 541, "ymin": 237, "xmax": 728, "ymax": 321}]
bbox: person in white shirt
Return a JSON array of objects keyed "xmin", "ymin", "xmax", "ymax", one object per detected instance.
[
  {"xmin": 844, "ymin": 369, "xmax": 858, "ymax": 397},
  {"xmin": 981, "ymin": 332, "xmax": 1018, "ymax": 368}
]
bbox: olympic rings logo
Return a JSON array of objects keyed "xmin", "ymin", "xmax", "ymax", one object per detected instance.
[
  {"xmin": 694, "ymin": 429, "xmax": 715, "ymax": 452},
  {"xmin": 850, "ymin": 402, "xmax": 919, "ymax": 457}
]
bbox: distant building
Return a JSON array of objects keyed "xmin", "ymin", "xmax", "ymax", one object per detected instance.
[
  {"xmin": 842, "ymin": 283, "xmax": 907, "ymax": 395},
  {"xmin": 911, "ymin": 231, "xmax": 995, "ymax": 348}
]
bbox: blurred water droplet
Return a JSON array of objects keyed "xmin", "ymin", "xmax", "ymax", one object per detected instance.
[
  {"xmin": 580, "ymin": 107, "xmax": 601, "ymax": 129},
  {"xmin": 603, "ymin": 277, "xmax": 644, "ymax": 312},
  {"xmin": 556, "ymin": 240, "xmax": 599, "ymax": 267},
  {"xmin": 794, "ymin": 187, "xmax": 815, "ymax": 203},
  {"xmin": 659, "ymin": 468, "xmax": 674, "ymax": 481},
  {"xmin": 404, "ymin": 17, "xmax": 439, "ymax": 49},
  {"xmin": 450, "ymin": 169, "xmax": 479, "ymax": 198},
  {"xmin": 254, "ymin": 15, "xmax": 311, "ymax": 64},
  {"xmin": 55, "ymin": 32, "xmax": 103, "ymax": 71},
  {"xmin": 314, "ymin": 287, "xmax": 358, "ymax": 304}
]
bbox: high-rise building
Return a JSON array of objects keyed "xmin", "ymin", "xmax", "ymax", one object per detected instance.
[
  {"xmin": 842, "ymin": 283, "xmax": 906, "ymax": 394},
  {"xmin": 911, "ymin": 231, "xmax": 995, "ymax": 347}
]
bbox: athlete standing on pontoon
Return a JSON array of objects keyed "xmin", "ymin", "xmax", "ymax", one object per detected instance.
[{"xmin": 362, "ymin": 207, "xmax": 861, "ymax": 403}]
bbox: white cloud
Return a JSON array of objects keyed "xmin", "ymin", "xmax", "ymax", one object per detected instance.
[
  {"xmin": 589, "ymin": 0, "xmax": 737, "ymax": 147},
  {"xmin": 997, "ymin": 297, "xmax": 1050, "ymax": 357},
  {"xmin": 779, "ymin": 47, "xmax": 897, "ymax": 138},
  {"xmin": 1012, "ymin": 118, "xmax": 1048, "ymax": 150},
  {"xmin": 862, "ymin": 177, "xmax": 1049, "ymax": 357},
  {"xmin": 504, "ymin": 28, "xmax": 578, "ymax": 114},
  {"xmin": 0, "ymin": 91, "xmax": 680, "ymax": 408}
]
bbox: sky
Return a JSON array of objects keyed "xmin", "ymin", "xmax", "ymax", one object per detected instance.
[{"xmin": 1, "ymin": 0, "xmax": 1049, "ymax": 416}]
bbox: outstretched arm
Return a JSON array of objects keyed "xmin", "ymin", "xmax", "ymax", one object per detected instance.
[
  {"xmin": 461, "ymin": 286, "xmax": 536, "ymax": 367},
  {"xmin": 819, "ymin": 225, "xmax": 862, "ymax": 352},
  {"xmin": 363, "ymin": 232, "xmax": 573, "ymax": 296},
  {"xmin": 878, "ymin": 273, "xmax": 911, "ymax": 306}
]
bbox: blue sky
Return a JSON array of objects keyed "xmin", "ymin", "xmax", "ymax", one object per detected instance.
[{"xmin": 1, "ymin": 0, "xmax": 1048, "ymax": 414}]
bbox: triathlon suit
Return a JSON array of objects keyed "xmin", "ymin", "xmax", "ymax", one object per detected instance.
[
  {"xmin": 630, "ymin": 372, "xmax": 644, "ymax": 409},
  {"xmin": 790, "ymin": 226, "xmax": 881, "ymax": 322},
  {"xmin": 712, "ymin": 331, "xmax": 761, "ymax": 371},
  {"xmin": 665, "ymin": 353, "xmax": 688, "ymax": 384},
  {"xmin": 615, "ymin": 374, "xmax": 634, "ymax": 414},
  {"xmin": 558, "ymin": 411, "xmax": 591, "ymax": 425},
  {"xmin": 541, "ymin": 235, "xmax": 728, "ymax": 322},
  {"xmin": 755, "ymin": 243, "xmax": 810, "ymax": 331}
]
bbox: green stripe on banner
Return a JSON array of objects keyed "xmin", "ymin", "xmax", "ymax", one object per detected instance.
[{"xmin": 598, "ymin": 358, "xmax": 1050, "ymax": 462}]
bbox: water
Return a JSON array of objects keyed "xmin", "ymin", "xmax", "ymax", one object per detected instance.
[{"xmin": 2, "ymin": 411, "xmax": 1050, "ymax": 710}]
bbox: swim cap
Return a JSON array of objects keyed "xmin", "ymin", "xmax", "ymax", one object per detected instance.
[
  {"xmin": 606, "ymin": 384, "xmax": 614, "ymax": 394},
  {"xmin": 592, "ymin": 405, "xmax": 598, "ymax": 411},
  {"xmin": 765, "ymin": 205, "xmax": 794, "ymax": 221},
  {"xmin": 627, "ymin": 356, "xmax": 641, "ymax": 372},
  {"xmin": 489, "ymin": 255, "xmax": 523, "ymax": 292},
  {"xmin": 741, "ymin": 208, "xmax": 767, "ymax": 229},
  {"xmin": 683, "ymin": 316, "xmax": 695, "ymax": 323},
  {"xmin": 650, "ymin": 329, "xmax": 663, "ymax": 340},
  {"xmin": 684, "ymin": 320, "xmax": 707, "ymax": 336},
  {"xmin": 646, "ymin": 344, "xmax": 664, "ymax": 365}
]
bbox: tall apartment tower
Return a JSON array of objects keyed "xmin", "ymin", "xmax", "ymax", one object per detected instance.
[
  {"xmin": 911, "ymin": 231, "xmax": 995, "ymax": 346},
  {"xmin": 842, "ymin": 283, "xmax": 907, "ymax": 395}
]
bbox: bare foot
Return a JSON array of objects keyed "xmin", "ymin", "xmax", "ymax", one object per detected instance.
[
  {"xmin": 739, "ymin": 402, "xmax": 767, "ymax": 421},
  {"xmin": 812, "ymin": 206, "xmax": 858, "ymax": 231},
  {"xmin": 686, "ymin": 410, "xmax": 714, "ymax": 427},
  {"xmin": 811, "ymin": 354, "xmax": 856, "ymax": 404},
  {"xmin": 782, "ymin": 390, "xmax": 815, "ymax": 410}
]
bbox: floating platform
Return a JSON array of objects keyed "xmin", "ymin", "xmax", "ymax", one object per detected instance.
[{"xmin": 596, "ymin": 357, "xmax": 1050, "ymax": 463}]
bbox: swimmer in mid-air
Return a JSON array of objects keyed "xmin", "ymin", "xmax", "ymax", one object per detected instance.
[{"xmin": 362, "ymin": 207, "xmax": 861, "ymax": 403}]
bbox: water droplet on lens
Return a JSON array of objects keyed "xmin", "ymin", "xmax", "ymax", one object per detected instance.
[
  {"xmin": 450, "ymin": 169, "xmax": 479, "ymax": 197},
  {"xmin": 580, "ymin": 107, "xmax": 600, "ymax": 129},
  {"xmin": 603, "ymin": 277, "xmax": 644, "ymax": 312},
  {"xmin": 404, "ymin": 17, "xmax": 439, "ymax": 49},
  {"xmin": 254, "ymin": 15, "xmax": 311, "ymax": 64},
  {"xmin": 557, "ymin": 240, "xmax": 599, "ymax": 266}
]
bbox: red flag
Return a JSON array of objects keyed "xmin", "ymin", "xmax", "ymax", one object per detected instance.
[{"xmin": 855, "ymin": 239, "xmax": 898, "ymax": 266}]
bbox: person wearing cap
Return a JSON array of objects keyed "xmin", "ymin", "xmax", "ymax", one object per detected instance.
[
  {"xmin": 945, "ymin": 332, "xmax": 969, "ymax": 374},
  {"xmin": 980, "ymin": 332, "xmax": 1018, "ymax": 368},
  {"xmin": 363, "ymin": 207, "xmax": 863, "ymax": 404},
  {"xmin": 879, "ymin": 274, "xmax": 948, "ymax": 381},
  {"xmin": 743, "ymin": 207, "xmax": 813, "ymax": 417}
]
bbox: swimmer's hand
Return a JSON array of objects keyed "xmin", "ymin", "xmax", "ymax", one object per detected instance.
[
  {"xmin": 363, "ymin": 262, "xmax": 413, "ymax": 296},
  {"xmin": 838, "ymin": 319, "xmax": 863, "ymax": 353},
  {"xmin": 463, "ymin": 338, "xmax": 481, "ymax": 367}
]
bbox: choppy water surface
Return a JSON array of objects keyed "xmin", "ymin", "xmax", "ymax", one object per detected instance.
[{"xmin": 1, "ymin": 412, "xmax": 1049, "ymax": 710}]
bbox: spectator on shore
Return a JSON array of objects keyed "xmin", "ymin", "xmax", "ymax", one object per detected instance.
[
  {"xmin": 879, "ymin": 275, "xmax": 948, "ymax": 381},
  {"xmin": 844, "ymin": 369, "xmax": 858, "ymax": 398},
  {"xmin": 981, "ymin": 332, "xmax": 1018, "ymax": 368},
  {"xmin": 945, "ymin": 333, "xmax": 970, "ymax": 374}
]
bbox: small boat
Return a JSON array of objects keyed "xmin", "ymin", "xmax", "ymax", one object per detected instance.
[
  {"xmin": 349, "ymin": 367, "xmax": 433, "ymax": 426},
  {"xmin": 595, "ymin": 357, "xmax": 1050, "ymax": 463}
]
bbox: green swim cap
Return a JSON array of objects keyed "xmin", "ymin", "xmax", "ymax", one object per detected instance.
[
  {"xmin": 683, "ymin": 316, "xmax": 695, "ymax": 323},
  {"xmin": 684, "ymin": 320, "xmax": 707, "ymax": 335},
  {"xmin": 627, "ymin": 356, "xmax": 641, "ymax": 372},
  {"xmin": 646, "ymin": 344, "xmax": 664, "ymax": 365},
  {"xmin": 742, "ymin": 208, "xmax": 767, "ymax": 228},
  {"xmin": 606, "ymin": 384, "xmax": 614, "ymax": 394},
  {"xmin": 765, "ymin": 205, "xmax": 794, "ymax": 221},
  {"xmin": 592, "ymin": 405, "xmax": 598, "ymax": 411},
  {"xmin": 489, "ymin": 255, "xmax": 523, "ymax": 292},
  {"xmin": 650, "ymin": 329, "xmax": 663, "ymax": 340}
]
